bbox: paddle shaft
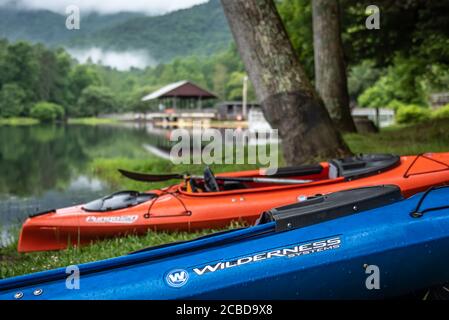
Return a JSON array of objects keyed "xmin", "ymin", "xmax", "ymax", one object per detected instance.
[
  {"xmin": 190, "ymin": 175, "xmax": 312, "ymax": 185},
  {"xmin": 118, "ymin": 169, "xmax": 313, "ymax": 185}
]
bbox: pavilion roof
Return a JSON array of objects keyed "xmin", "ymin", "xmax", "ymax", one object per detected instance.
[{"xmin": 141, "ymin": 80, "xmax": 217, "ymax": 101}]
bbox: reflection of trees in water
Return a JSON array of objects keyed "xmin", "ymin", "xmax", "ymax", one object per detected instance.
[{"xmin": 0, "ymin": 125, "xmax": 150, "ymax": 197}]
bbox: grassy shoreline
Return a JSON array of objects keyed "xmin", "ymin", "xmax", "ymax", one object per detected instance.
[
  {"xmin": 67, "ymin": 117, "xmax": 119, "ymax": 125},
  {"xmin": 0, "ymin": 117, "xmax": 118, "ymax": 126},
  {"xmin": 0, "ymin": 117, "xmax": 39, "ymax": 126},
  {"xmin": 2, "ymin": 119, "xmax": 449, "ymax": 278}
]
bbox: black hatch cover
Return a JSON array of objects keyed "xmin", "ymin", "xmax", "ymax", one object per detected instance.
[
  {"xmin": 260, "ymin": 185, "xmax": 402, "ymax": 232},
  {"xmin": 331, "ymin": 154, "xmax": 400, "ymax": 180}
]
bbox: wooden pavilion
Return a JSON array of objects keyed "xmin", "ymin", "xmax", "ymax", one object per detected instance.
[{"xmin": 141, "ymin": 80, "xmax": 218, "ymax": 112}]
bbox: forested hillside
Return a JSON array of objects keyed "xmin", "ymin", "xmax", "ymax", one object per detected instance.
[
  {"xmin": 0, "ymin": 6, "xmax": 144, "ymax": 46},
  {"xmin": 71, "ymin": 0, "xmax": 231, "ymax": 61},
  {"xmin": 0, "ymin": 0, "xmax": 231, "ymax": 63}
]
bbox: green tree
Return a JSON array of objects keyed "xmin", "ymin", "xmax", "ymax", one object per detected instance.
[
  {"xmin": 0, "ymin": 83, "xmax": 27, "ymax": 117},
  {"xmin": 0, "ymin": 42, "xmax": 39, "ymax": 103},
  {"xmin": 125, "ymin": 86, "xmax": 159, "ymax": 115},
  {"xmin": 0, "ymin": 38, "xmax": 9, "ymax": 87},
  {"xmin": 212, "ymin": 63, "xmax": 229, "ymax": 100},
  {"xmin": 77, "ymin": 86, "xmax": 118, "ymax": 117},
  {"xmin": 226, "ymin": 72, "xmax": 256, "ymax": 102},
  {"xmin": 348, "ymin": 60, "xmax": 383, "ymax": 102},
  {"xmin": 357, "ymin": 76, "xmax": 395, "ymax": 108},
  {"xmin": 277, "ymin": 0, "xmax": 314, "ymax": 79},
  {"xmin": 226, "ymin": 72, "xmax": 245, "ymax": 100},
  {"xmin": 67, "ymin": 65, "xmax": 101, "ymax": 115},
  {"xmin": 43, "ymin": 48, "xmax": 73, "ymax": 108},
  {"xmin": 358, "ymin": 56, "xmax": 427, "ymax": 108},
  {"xmin": 33, "ymin": 45, "xmax": 72, "ymax": 108}
]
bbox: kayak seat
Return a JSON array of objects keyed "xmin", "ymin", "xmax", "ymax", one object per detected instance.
[
  {"xmin": 258, "ymin": 185, "xmax": 402, "ymax": 232},
  {"xmin": 188, "ymin": 179, "xmax": 203, "ymax": 193},
  {"xmin": 204, "ymin": 166, "xmax": 220, "ymax": 192},
  {"xmin": 82, "ymin": 191, "xmax": 158, "ymax": 212}
]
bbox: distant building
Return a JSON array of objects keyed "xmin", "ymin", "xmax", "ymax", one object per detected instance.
[
  {"xmin": 351, "ymin": 108, "xmax": 395, "ymax": 128},
  {"xmin": 216, "ymin": 101, "xmax": 260, "ymax": 121},
  {"xmin": 429, "ymin": 93, "xmax": 449, "ymax": 109},
  {"xmin": 141, "ymin": 80, "xmax": 217, "ymax": 111}
]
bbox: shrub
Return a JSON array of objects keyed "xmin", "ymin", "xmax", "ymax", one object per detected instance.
[
  {"xmin": 357, "ymin": 76, "xmax": 394, "ymax": 108},
  {"xmin": 432, "ymin": 104, "xmax": 449, "ymax": 119},
  {"xmin": 386, "ymin": 99, "xmax": 406, "ymax": 111},
  {"xmin": 396, "ymin": 105, "xmax": 431, "ymax": 125},
  {"xmin": 30, "ymin": 102, "xmax": 65, "ymax": 123}
]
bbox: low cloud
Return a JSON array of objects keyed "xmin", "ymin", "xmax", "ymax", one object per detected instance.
[
  {"xmin": 67, "ymin": 47, "xmax": 157, "ymax": 71},
  {"xmin": 0, "ymin": 0, "xmax": 208, "ymax": 15}
]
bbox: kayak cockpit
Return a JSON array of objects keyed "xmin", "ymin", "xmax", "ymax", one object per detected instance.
[{"xmin": 82, "ymin": 191, "xmax": 157, "ymax": 212}]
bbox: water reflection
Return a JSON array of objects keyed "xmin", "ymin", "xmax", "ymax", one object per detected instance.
[{"xmin": 125, "ymin": 122, "xmax": 279, "ymax": 159}]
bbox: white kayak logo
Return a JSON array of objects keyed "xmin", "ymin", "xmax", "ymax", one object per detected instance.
[
  {"xmin": 193, "ymin": 237, "xmax": 341, "ymax": 276},
  {"xmin": 166, "ymin": 269, "xmax": 189, "ymax": 288},
  {"xmin": 85, "ymin": 215, "xmax": 138, "ymax": 224}
]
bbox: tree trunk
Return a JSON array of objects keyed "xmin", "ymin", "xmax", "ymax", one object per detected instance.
[
  {"xmin": 220, "ymin": 0, "xmax": 351, "ymax": 165},
  {"xmin": 313, "ymin": 0, "xmax": 356, "ymax": 132}
]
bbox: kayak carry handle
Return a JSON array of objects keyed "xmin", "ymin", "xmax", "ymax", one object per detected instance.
[{"xmin": 410, "ymin": 185, "xmax": 449, "ymax": 218}]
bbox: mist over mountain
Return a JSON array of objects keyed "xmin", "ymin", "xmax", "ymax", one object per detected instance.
[
  {"xmin": 0, "ymin": 0, "xmax": 208, "ymax": 15},
  {"xmin": 0, "ymin": 0, "xmax": 232, "ymax": 69}
]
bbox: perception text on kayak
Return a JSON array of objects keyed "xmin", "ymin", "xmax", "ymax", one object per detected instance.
[{"xmin": 170, "ymin": 121, "xmax": 279, "ymax": 175}]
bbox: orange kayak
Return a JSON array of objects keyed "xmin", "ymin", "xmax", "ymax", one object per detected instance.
[{"xmin": 18, "ymin": 153, "xmax": 449, "ymax": 252}]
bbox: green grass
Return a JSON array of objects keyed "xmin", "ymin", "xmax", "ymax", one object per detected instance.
[
  {"xmin": 0, "ymin": 117, "xmax": 118, "ymax": 126},
  {"xmin": 0, "ymin": 117, "xmax": 39, "ymax": 126},
  {"xmin": 345, "ymin": 119, "xmax": 449, "ymax": 154},
  {"xmin": 2, "ymin": 118, "xmax": 449, "ymax": 279},
  {"xmin": 67, "ymin": 117, "xmax": 118, "ymax": 125},
  {"xmin": 0, "ymin": 221, "xmax": 245, "ymax": 279}
]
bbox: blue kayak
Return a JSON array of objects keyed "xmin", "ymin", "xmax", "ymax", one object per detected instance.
[{"xmin": 2, "ymin": 185, "xmax": 449, "ymax": 300}]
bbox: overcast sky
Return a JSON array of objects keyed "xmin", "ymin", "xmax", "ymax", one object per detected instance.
[{"xmin": 0, "ymin": 0, "xmax": 209, "ymax": 15}]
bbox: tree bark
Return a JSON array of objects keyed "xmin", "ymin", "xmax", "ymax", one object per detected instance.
[
  {"xmin": 220, "ymin": 0, "xmax": 351, "ymax": 165},
  {"xmin": 313, "ymin": 0, "xmax": 356, "ymax": 132}
]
